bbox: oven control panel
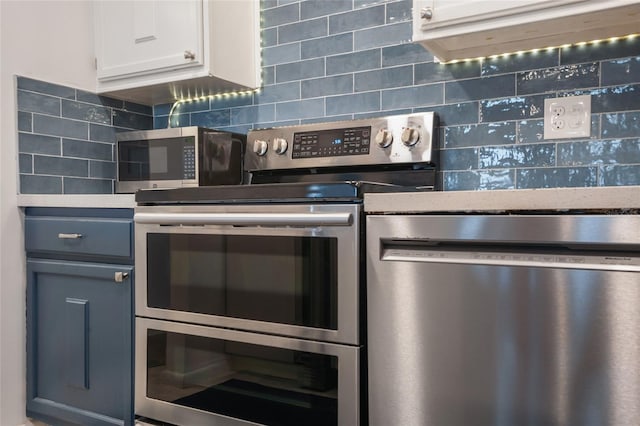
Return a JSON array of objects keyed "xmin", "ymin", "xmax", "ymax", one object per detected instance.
[
  {"xmin": 292, "ymin": 126, "xmax": 371, "ymax": 159},
  {"xmin": 245, "ymin": 112, "xmax": 436, "ymax": 171}
]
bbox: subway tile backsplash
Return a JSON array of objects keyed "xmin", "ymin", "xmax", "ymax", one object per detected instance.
[
  {"xmin": 17, "ymin": 76, "xmax": 152, "ymax": 194},
  {"xmin": 151, "ymin": 0, "xmax": 640, "ymax": 191},
  {"xmin": 16, "ymin": 1, "xmax": 640, "ymax": 193}
]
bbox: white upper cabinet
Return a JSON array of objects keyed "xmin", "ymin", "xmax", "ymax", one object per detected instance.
[
  {"xmin": 94, "ymin": 0, "xmax": 260, "ymax": 105},
  {"xmin": 413, "ymin": 0, "xmax": 640, "ymax": 62}
]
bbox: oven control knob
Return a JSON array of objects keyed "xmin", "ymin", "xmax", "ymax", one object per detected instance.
[
  {"xmin": 272, "ymin": 137, "xmax": 288, "ymax": 155},
  {"xmin": 253, "ymin": 140, "xmax": 268, "ymax": 156},
  {"xmin": 375, "ymin": 129, "xmax": 393, "ymax": 148},
  {"xmin": 401, "ymin": 127, "xmax": 420, "ymax": 146}
]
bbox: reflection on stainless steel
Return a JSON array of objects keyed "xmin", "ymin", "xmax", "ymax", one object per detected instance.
[{"xmin": 367, "ymin": 215, "xmax": 640, "ymax": 426}]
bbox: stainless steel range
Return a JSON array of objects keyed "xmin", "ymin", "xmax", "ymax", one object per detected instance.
[{"xmin": 133, "ymin": 112, "xmax": 437, "ymax": 426}]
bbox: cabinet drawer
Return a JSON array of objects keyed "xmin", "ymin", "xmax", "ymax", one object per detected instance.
[{"xmin": 25, "ymin": 217, "xmax": 133, "ymax": 259}]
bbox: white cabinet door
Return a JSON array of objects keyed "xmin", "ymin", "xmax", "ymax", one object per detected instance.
[
  {"xmin": 418, "ymin": 0, "xmax": 586, "ymax": 30},
  {"xmin": 95, "ymin": 0, "xmax": 203, "ymax": 81}
]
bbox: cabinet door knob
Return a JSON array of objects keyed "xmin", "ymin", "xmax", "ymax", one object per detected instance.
[
  {"xmin": 421, "ymin": 7, "xmax": 433, "ymax": 20},
  {"xmin": 184, "ymin": 50, "xmax": 196, "ymax": 60},
  {"xmin": 114, "ymin": 272, "xmax": 129, "ymax": 283},
  {"xmin": 58, "ymin": 233, "xmax": 83, "ymax": 239}
]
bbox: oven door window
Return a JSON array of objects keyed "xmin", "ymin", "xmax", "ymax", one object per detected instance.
[
  {"xmin": 146, "ymin": 234, "xmax": 338, "ymax": 329},
  {"xmin": 146, "ymin": 329, "xmax": 338, "ymax": 426}
]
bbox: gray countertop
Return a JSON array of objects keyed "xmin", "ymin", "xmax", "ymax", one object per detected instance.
[{"xmin": 364, "ymin": 186, "xmax": 640, "ymax": 213}]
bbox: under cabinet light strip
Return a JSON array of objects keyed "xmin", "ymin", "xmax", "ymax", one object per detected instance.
[{"xmin": 436, "ymin": 33, "xmax": 639, "ymax": 64}]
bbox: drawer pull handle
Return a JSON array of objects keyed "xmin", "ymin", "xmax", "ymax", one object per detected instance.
[
  {"xmin": 114, "ymin": 272, "xmax": 129, "ymax": 283},
  {"xmin": 58, "ymin": 233, "xmax": 83, "ymax": 239}
]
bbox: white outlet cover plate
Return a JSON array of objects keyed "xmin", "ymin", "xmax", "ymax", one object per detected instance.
[{"xmin": 543, "ymin": 94, "xmax": 591, "ymax": 140}]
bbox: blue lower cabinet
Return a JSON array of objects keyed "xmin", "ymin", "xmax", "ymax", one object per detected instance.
[{"xmin": 26, "ymin": 259, "xmax": 134, "ymax": 426}]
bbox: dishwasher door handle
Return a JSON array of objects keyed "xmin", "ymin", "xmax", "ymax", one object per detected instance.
[{"xmin": 134, "ymin": 212, "xmax": 353, "ymax": 227}]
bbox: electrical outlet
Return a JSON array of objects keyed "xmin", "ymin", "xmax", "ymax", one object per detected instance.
[{"xmin": 543, "ymin": 94, "xmax": 591, "ymax": 139}]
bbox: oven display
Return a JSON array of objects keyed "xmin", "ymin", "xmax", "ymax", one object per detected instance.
[{"xmin": 292, "ymin": 126, "xmax": 370, "ymax": 158}]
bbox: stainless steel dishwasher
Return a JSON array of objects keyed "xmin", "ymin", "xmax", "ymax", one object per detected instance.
[{"xmin": 367, "ymin": 214, "xmax": 640, "ymax": 426}]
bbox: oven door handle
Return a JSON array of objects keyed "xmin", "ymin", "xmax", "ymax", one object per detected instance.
[{"xmin": 134, "ymin": 212, "xmax": 353, "ymax": 227}]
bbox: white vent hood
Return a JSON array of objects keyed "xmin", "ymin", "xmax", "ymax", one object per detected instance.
[{"xmin": 412, "ymin": 0, "xmax": 640, "ymax": 62}]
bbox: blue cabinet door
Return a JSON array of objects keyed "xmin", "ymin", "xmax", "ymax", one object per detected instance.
[{"xmin": 26, "ymin": 259, "xmax": 134, "ymax": 426}]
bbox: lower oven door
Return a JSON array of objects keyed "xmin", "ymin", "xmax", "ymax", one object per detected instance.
[
  {"xmin": 135, "ymin": 204, "xmax": 361, "ymax": 345},
  {"xmin": 136, "ymin": 318, "xmax": 361, "ymax": 426}
]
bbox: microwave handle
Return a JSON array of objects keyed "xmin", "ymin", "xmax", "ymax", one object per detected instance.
[{"xmin": 134, "ymin": 212, "xmax": 353, "ymax": 227}]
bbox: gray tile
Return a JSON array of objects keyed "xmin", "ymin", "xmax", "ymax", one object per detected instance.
[
  {"xmin": 301, "ymin": 0, "xmax": 351, "ymax": 20},
  {"xmin": 442, "ymin": 169, "xmax": 515, "ymax": 191},
  {"xmin": 301, "ymin": 33, "xmax": 353, "ymax": 60},
  {"xmin": 123, "ymin": 101, "xmax": 152, "ymax": 115},
  {"xmin": 439, "ymin": 148, "xmax": 479, "ymax": 170},
  {"xmin": 262, "ymin": 43, "xmax": 301, "ymax": 66},
  {"xmin": 446, "ymin": 74, "xmax": 515, "ymax": 103},
  {"xmin": 209, "ymin": 94, "xmax": 254, "ymax": 110},
  {"xmin": 113, "ymin": 110, "xmax": 153, "ymax": 130},
  {"xmin": 89, "ymin": 160, "xmax": 116, "ymax": 179},
  {"xmin": 602, "ymin": 112, "xmax": 640, "ymax": 138},
  {"xmin": 480, "ymin": 95, "xmax": 545, "ymax": 122},
  {"xmin": 18, "ymin": 132, "xmax": 62, "ymax": 155},
  {"xmin": 19, "ymin": 154, "xmax": 32, "ymax": 173},
  {"xmin": 153, "ymin": 103, "xmax": 173, "ymax": 116},
  {"xmin": 262, "ymin": 2, "xmax": 299, "ymax": 28},
  {"xmin": 62, "ymin": 100, "xmax": 111, "ymax": 124},
  {"xmin": 63, "ymin": 177, "xmax": 113, "ymax": 194},
  {"xmin": 18, "ymin": 90, "xmax": 60, "ymax": 116},
  {"xmin": 33, "ymin": 115, "xmax": 88, "ymax": 139},
  {"xmin": 561, "ymin": 37, "xmax": 640, "ymax": 66},
  {"xmin": 20, "ymin": 174, "xmax": 62, "ymax": 194},
  {"xmin": 276, "ymin": 99, "xmax": 325, "ymax": 120},
  {"xmin": 76, "ymin": 90, "xmax": 123, "ymax": 109},
  {"xmin": 214, "ymin": 124, "xmax": 253, "ymax": 134},
  {"xmin": 479, "ymin": 143, "xmax": 555, "ymax": 168},
  {"xmin": 302, "ymin": 75, "xmax": 353, "ymax": 98},
  {"xmin": 17, "ymin": 77, "xmax": 75, "ymax": 99},
  {"xmin": 386, "ymin": 0, "xmax": 412, "ymax": 23},
  {"xmin": 154, "ymin": 116, "xmax": 169, "ymax": 129},
  {"xmin": 90, "ymin": 124, "xmax": 117, "ymax": 143},
  {"xmin": 279, "ymin": 17, "xmax": 327, "ymax": 44},
  {"xmin": 355, "ymin": 65, "xmax": 412, "ymax": 92},
  {"xmin": 445, "ymin": 122, "xmax": 516, "ymax": 148},
  {"xmin": 354, "ymin": 109, "xmax": 412, "ymax": 119},
  {"xmin": 558, "ymin": 139, "xmax": 640, "ymax": 166},
  {"xmin": 63, "ymin": 139, "xmax": 113, "ymax": 161},
  {"xmin": 517, "ymin": 119, "xmax": 545, "ymax": 144},
  {"xmin": 255, "ymin": 82, "xmax": 300, "ymax": 103},
  {"xmin": 415, "ymin": 61, "xmax": 481, "ymax": 84},
  {"xmin": 602, "ymin": 57, "xmax": 640, "ymax": 86},
  {"xmin": 517, "ymin": 63, "xmax": 599, "ymax": 95},
  {"xmin": 276, "ymin": 58, "xmax": 325, "ymax": 83},
  {"xmin": 354, "ymin": 21, "xmax": 412, "ymax": 50},
  {"xmin": 482, "ymin": 49, "xmax": 559, "ymax": 76},
  {"xmin": 34, "ymin": 155, "xmax": 88, "ymax": 177},
  {"xmin": 600, "ymin": 165, "xmax": 640, "ymax": 186},
  {"xmin": 262, "ymin": 0, "xmax": 278, "ymax": 8},
  {"xmin": 326, "ymin": 92, "xmax": 380, "ymax": 115},
  {"xmin": 590, "ymin": 85, "xmax": 640, "ymax": 114},
  {"xmin": 302, "ymin": 114, "xmax": 354, "ymax": 124},
  {"xmin": 355, "ymin": 0, "xmax": 387, "ymax": 7},
  {"xmin": 168, "ymin": 113, "xmax": 191, "ymax": 128},
  {"xmin": 262, "ymin": 28, "xmax": 278, "ymax": 47},
  {"xmin": 516, "ymin": 167, "xmax": 598, "ymax": 189},
  {"xmin": 326, "ymin": 49, "xmax": 381, "ymax": 75},
  {"xmin": 190, "ymin": 110, "xmax": 230, "ymax": 128},
  {"xmin": 414, "ymin": 102, "xmax": 479, "ymax": 127},
  {"xmin": 329, "ymin": 5, "xmax": 384, "ymax": 34},
  {"xmin": 173, "ymin": 99, "xmax": 211, "ymax": 114},
  {"xmin": 382, "ymin": 43, "xmax": 433, "ymax": 67},
  {"xmin": 18, "ymin": 111, "xmax": 32, "ymax": 132},
  {"xmin": 230, "ymin": 104, "xmax": 276, "ymax": 125},
  {"xmin": 262, "ymin": 66, "xmax": 276, "ymax": 85},
  {"xmin": 381, "ymin": 84, "xmax": 442, "ymax": 109}
]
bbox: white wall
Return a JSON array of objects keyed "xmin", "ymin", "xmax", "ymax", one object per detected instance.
[{"xmin": 0, "ymin": 1, "xmax": 97, "ymax": 424}]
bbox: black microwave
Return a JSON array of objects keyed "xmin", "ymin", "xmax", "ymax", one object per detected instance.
[{"xmin": 116, "ymin": 126, "xmax": 245, "ymax": 193}]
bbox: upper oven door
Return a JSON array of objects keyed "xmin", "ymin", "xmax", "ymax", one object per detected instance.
[{"xmin": 134, "ymin": 204, "xmax": 361, "ymax": 345}]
